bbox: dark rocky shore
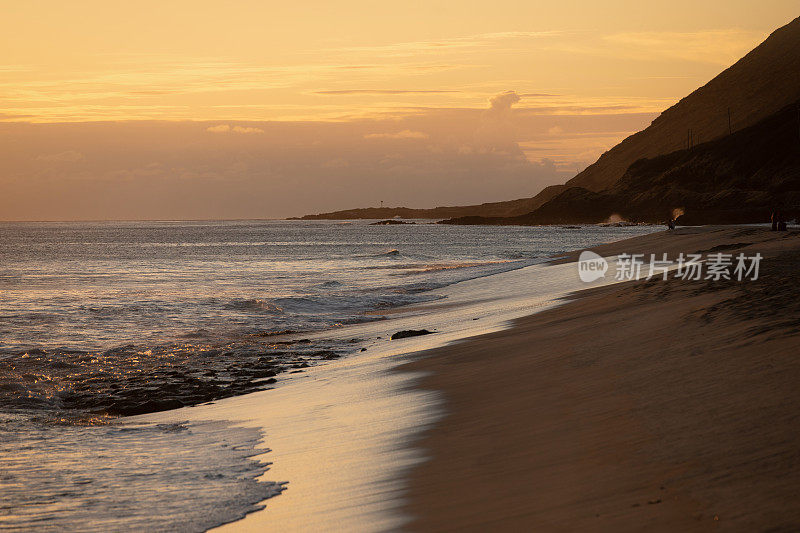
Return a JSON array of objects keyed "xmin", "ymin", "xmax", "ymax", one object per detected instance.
[{"xmin": 0, "ymin": 337, "xmax": 355, "ymax": 418}]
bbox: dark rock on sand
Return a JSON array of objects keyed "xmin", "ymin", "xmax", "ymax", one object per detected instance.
[{"xmin": 391, "ymin": 329, "xmax": 434, "ymax": 340}]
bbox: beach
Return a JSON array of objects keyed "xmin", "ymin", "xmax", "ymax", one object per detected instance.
[
  {"xmin": 6, "ymin": 223, "xmax": 797, "ymax": 531},
  {"xmin": 403, "ymin": 226, "xmax": 800, "ymax": 531},
  {"xmin": 5, "ymin": 6, "xmax": 799, "ymax": 530}
]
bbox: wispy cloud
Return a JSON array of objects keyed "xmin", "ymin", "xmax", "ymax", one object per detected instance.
[
  {"xmin": 206, "ymin": 124, "xmax": 264, "ymax": 134},
  {"xmin": 364, "ymin": 129, "xmax": 429, "ymax": 140},
  {"xmin": 0, "ymin": 27, "xmax": 765, "ymax": 123},
  {"xmin": 36, "ymin": 150, "xmax": 85, "ymax": 162},
  {"xmin": 316, "ymin": 89, "xmax": 460, "ymax": 95},
  {"xmin": 329, "ymin": 30, "xmax": 562, "ymax": 55},
  {"xmin": 603, "ymin": 29, "xmax": 766, "ymax": 65}
]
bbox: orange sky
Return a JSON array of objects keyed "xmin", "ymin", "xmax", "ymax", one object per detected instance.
[{"xmin": 1, "ymin": 1, "xmax": 797, "ymax": 219}]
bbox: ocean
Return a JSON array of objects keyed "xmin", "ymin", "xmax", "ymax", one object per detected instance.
[{"xmin": 0, "ymin": 220, "xmax": 658, "ymax": 530}]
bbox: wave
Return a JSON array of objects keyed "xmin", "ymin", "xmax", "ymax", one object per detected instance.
[
  {"xmin": 353, "ymin": 248, "xmax": 404, "ymax": 259},
  {"xmin": 398, "ymin": 260, "xmax": 517, "ymax": 275},
  {"xmin": 223, "ymin": 299, "xmax": 282, "ymax": 313},
  {"xmin": 250, "ymin": 328, "xmax": 302, "ymax": 338},
  {"xmin": 312, "ymin": 280, "xmax": 343, "ymax": 289},
  {"xmin": 0, "ymin": 417, "xmax": 282, "ymax": 532}
]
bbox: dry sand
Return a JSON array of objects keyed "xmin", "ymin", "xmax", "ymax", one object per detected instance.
[{"xmin": 403, "ymin": 226, "xmax": 800, "ymax": 531}]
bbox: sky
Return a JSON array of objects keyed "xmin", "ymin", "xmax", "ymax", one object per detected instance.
[{"xmin": 1, "ymin": 1, "xmax": 797, "ymax": 220}]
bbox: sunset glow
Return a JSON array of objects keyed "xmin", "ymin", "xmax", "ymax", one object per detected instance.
[{"xmin": 1, "ymin": 1, "xmax": 796, "ymax": 219}]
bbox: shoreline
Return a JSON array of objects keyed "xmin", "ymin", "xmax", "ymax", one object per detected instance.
[
  {"xmin": 145, "ymin": 235, "xmax": 646, "ymax": 531},
  {"xmin": 4, "ymin": 221, "xmax": 660, "ymax": 532},
  {"xmin": 401, "ymin": 226, "xmax": 800, "ymax": 530}
]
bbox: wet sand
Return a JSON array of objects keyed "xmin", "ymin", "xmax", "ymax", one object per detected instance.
[{"xmin": 403, "ymin": 227, "xmax": 800, "ymax": 531}]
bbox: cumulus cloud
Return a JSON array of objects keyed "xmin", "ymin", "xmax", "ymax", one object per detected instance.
[
  {"xmin": 36, "ymin": 150, "xmax": 84, "ymax": 162},
  {"xmin": 364, "ymin": 130, "xmax": 429, "ymax": 140},
  {"xmin": 206, "ymin": 124, "xmax": 264, "ymax": 134},
  {"xmin": 489, "ymin": 90, "xmax": 521, "ymax": 112},
  {"xmin": 474, "ymin": 90, "xmax": 523, "ymax": 149}
]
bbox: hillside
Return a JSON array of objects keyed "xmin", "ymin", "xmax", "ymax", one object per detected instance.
[
  {"xmin": 298, "ymin": 17, "xmax": 800, "ymax": 222},
  {"xmin": 296, "ymin": 185, "xmax": 565, "ymax": 220},
  {"xmin": 564, "ymin": 16, "xmax": 800, "ymax": 192},
  {"xmin": 443, "ymin": 100, "xmax": 800, "ymax": 225}
]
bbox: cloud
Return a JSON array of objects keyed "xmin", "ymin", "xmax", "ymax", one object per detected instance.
[
  {"xmin": 36, "ymin": 150, "xmax": 85, "ymax": 162},
  {"xmin": 603, "ymin": 29, "xmax": 765, "ymax": 65},
  {"xmin": 322, "ymin": 158, "xmax": 350, "ymax": 168},
  {"xmin": 1, "ymin": 113, "xmax": 655, "ymax": 220},
  {"xmin": 232, "ymin": 126, "xmax": 264, "ymax": 134},
  {"xmin": 473, "ymin": 90, "xmax": 523, "ymax": 148},
  {"xmin": 489, "ymin": 90, "xmax": 521, "ymax": 112},
  {"xmin": 0, "ymin": 112, "xmax": 34, "ymax": 120},
  {"xmin": 316, "ymin": 89, "xmax": 459, "ymax": 95},
  {"xmin": 206, "ymin": 124, "xmax": 264, "ymax": 134},
  {"xmin": 364, "ymin": 130, "xmax": 430, "ymax": 140},
  {"xmin": 331, "ymin": 31, "xmax": 560, "ymax": 55}
]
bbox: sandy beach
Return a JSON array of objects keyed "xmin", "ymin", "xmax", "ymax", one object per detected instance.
[{"xmin": 403, "ymin": 226, "xmax": 800, "ymax": 531}]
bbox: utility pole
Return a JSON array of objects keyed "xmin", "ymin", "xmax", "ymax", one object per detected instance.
[{"xmin": 728, "ymin": 107, "xmax": 732, "ymax": 136}]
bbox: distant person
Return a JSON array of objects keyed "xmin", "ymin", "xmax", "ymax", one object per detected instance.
[
  {"xmin": 773, "ymin": 210, "xmax": 788, "ymax": 231},
  {"xmin": 667, "ymin": 218, "xmax": 676, "ymax": 230}
]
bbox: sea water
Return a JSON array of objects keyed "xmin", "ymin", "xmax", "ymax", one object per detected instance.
[{"xmin": 0, "ymin": 220, "xmax": 658, "ymax": 530}]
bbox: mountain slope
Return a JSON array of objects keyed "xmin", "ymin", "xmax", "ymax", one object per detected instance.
[
  {"xmin": 565, "ymin": 16, "xmax": 800, "ymax": 192},
  {"xmin": 298, "ymin": 17, "xmax": 800, "ymax": 221},
  {"xmin": 443, "ymin": 100, "xmax": 800, "ymax": 225},
  {"xmin": 297, "ymin": 185, "xmax": 565, "ymax": 220}
]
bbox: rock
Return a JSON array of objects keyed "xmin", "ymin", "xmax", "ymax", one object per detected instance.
[
  {"xmin": 108, "ymin": 398, "xmax": 185, "ymax": 416},
  {"xmin": 369, "ymin": 219, "xmax": 413, "ymax": 225},
  {"xmin": 390, "ymin": 329, "xmax": 434, "ymax": 340},
  {"xmin": 309, "ymin": 350, "xmax": 340, "ymax": 359}
]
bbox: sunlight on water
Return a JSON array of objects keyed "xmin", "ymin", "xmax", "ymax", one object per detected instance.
[{"xmin": 0, "ymin": 220, "xmax": 660, "ymax": 530}]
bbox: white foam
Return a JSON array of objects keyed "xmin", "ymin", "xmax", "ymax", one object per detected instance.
[{"xmin": 144, "ymin": 257, "xmax": 639, "ymax": 531}]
